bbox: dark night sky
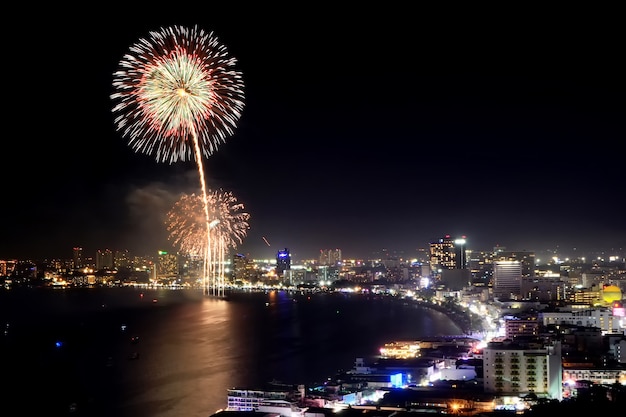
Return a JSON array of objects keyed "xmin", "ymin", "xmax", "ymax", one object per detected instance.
[{"xmin": 3, "ymin": 5, "xmax": 624, "ymax": 261}]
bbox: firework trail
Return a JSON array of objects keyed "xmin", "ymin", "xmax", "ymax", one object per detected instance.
[
  {"xmin": 207, "ymin": 189, "xmax": 250, "ymax": 295},
  {"xmin": 111, "ymin": 25, "xmax": 245, "ymax": 294},
  {"xmin": 166, "ymin": 191, "xmax": 250, "ymax": 296}
]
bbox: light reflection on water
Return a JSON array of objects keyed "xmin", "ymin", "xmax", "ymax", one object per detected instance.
[{"xmin": 1, "ymin": 288, "xmax": 463, "ymax": 417}]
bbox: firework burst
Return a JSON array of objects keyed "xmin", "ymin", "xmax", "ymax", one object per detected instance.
[
  {"xmin": 166, "ymin": 190, "xmax": 250, "ymax": 295},
  {"xmin": 112, "ymin": 26, "xmax": 245, "ymax": 296},
  {"xmin": 111, "ymin": 25, "xmax": 245, "ymax": 163},
  {"xmin": 165, "ymin": 193, "xmax": 207, "ymax": 257}
]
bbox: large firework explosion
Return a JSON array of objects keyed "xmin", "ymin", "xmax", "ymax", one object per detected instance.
[
  {"xmin": 166, "ymin": 190, "xmax": 250, "ymax": 296},
  {"xmin": 111, "ymin": 25, "xmax": 245, "ymax": 163},
  {"xmin": 111, "ymin": 25, "xmax": 245, "ymax": 294}
]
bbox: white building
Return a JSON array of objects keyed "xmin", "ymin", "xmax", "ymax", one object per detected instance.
[
  {"xmin": 483, "ymin": 339, "xmax": 562, "ymax": 400},
  {"xmin": 255, "ymin": 400, "xmax": 307, "ymax": 417},
  {"xmin": 539, "ymin": 307, "xmax": 620, "ymax": 334},
  {"xmin": 227, "ymin": 387, "xmax": 300, "ymax": 412}
]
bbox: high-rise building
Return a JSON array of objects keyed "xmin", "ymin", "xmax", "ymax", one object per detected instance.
[
  {"xmin": 429, "ymin": 235, "xmax": 457, "ymax": 272},
  {"xmin": 483, "ymin": 339, "xmax": 562, "ymax": 400},
  {"xmin": 276, "ymin": 249, "xmax": 291, "ymax": 277},
  {"xmin": 73, "ymin": 247, "xmax": 83, "ymax": 269},
  {"xmin": 232, "ymin": 253, "xmax": 255, "ymax": 283},
  {"xmin": 521, "ymin": 274, "xmax": 565, "ymax": 302},
  {"xmin": 493, "ymin": 260, "xmax": 523, "ymax": 300},
  {"xmin": 156, "ymin": 250, "xmax": 178, "ymax": 281},
  {"xmin": 495, "ymin": 251, "xmax": 535, "ymax": 277},
  {"xmin": 430, "ymin": 235, "xmax": 469, "ymax": 289},
  {"xmin": 96, "ymin": 249, "xmax": 114, "ymax": 271},
  {"xmin": 0, "ymin": 259, "xmax": 17, "ymax": 277},
  {"xmin": 454, "ymin": 237, "xmax": 467, "ymax": 269},
  {"xmin": 319, "ymin": 249, "xmax": 342, "ymax": 266},
  {"xmin": 114, "ymin": 249, "xmax": 132, "ymax": 270}
]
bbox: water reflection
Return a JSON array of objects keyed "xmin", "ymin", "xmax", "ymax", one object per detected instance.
[{"xmin": 1, "ymin": 288, "xmax": 462, "ymax": 417}]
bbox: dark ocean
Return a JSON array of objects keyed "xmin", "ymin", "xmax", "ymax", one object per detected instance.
[{"xmin": 0, "ymin": 287, "xmax": 463, "ymax": 417}]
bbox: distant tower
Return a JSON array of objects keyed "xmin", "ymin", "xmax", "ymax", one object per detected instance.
[
  {"xmin": 232, "ymin": 253, "xmax": 253, "ymax": 283},
  {"xmin": 276, "ymin": 248, "xmax": 291, "ymax": 277},
  {"xmin": 114, "ymin": 249, "xmax": 132, "ymax": 270},
  {"xmin": 429, "ymin": 235, "xmax": 468, "ymax": 270},
  {"xmin": 73, "ymin": 247, "xmax": 84, "ymax": 269},
  {"xmin": 96, "ymin": 249, "xmax": 114, "ymax": 271},
  {"xmin": 493, "ymin": 260, "xmax": 523, "ymax": 300},
  {"xmin": 454, "ymin": 237, "xmax": 467, "ymax": 269},
  {"xmin": 429, "ymin": 235, "xmax": 457, "ymax": 273},
  {"xmin": 156, "ymin": 250, "xmax": 178, "ymax": 282},
  {"xmin": 430, "ymin": 235, "xmax": 470, "ymax": 290},
  {"xmin": 319, "ymin": 249, "xmax": 342, "ymax": 266},
  {"xmin": 495, "ymin": 250, "xmax": 535, "ymax": 277}
]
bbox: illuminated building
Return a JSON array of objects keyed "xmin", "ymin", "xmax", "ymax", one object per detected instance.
[
  {"xmin": 571, "ymin": 287, "xmax": 602, "ymax": 305},
  {"xmin": 379, "ymin": 341, "xmax": 421, "ymax": 359},
  {"xmin": 455, "ymin": 237, "xmax": 467, "ymax": 269},
  {"xmin": 319, "ymin": 248, "xmax": 342, "ymax": 266},
  {"xmin": 609, "ymin": 335, "xmax": 626, "ymax": 365},
  {"xmin": 563, "ymin": 365, "xmax": 626, "ymax": 391},
  {"xmin": 226, "ymin": 387, "xmax": 299, "ymax": 412},
  {"xmin": 156, "ymin": 250, "xmax": 178, "ymax": 281},
  {"xmin": 483, "ymin": 339, "xmax": 562, "ymax": 400},
  {"xmin": 495, "ymin": 251, "xmax": 535, "ymax": 278},
  {"xmin": 539, "ymin": 306, "xmax": 620, "ymax": 334},
  {"xmin": 96, "ymin": 249, "xmax": 114, "ymax": 270},
  {"xmin": 0, "ymin": 259, "xmax": 17, "ymax": 277},
  {"xmin": 521, "ymin": 275, "xmax": 565, "ymax": 302},
  {"xmin": 492, "ymin": 260, "xmax": 522, "ymax": 300},
  {"xmin": 429, "ymin": 235, "xmax": 470, "ymax": 290},
  {"xmin": 232, "ymin": 253, "xmax": 253, "ymax": 283},
  {"xmin": 276, "ymin": 248, "xmax": 291, "ymax": 277},
  {"xmin": 73, "ymin": 246, "xmax": 83, "ymax": 269},
  {"xmin": 429, "ymin": 235, "xmax": 457, "ymax": 272},
  {"xmin": 114, "ymin": 249, "xmax": 131, "ymax": 270},
  {"xmin": 504, "ymin": 315, "xmax": 540, "ymax": 339}
]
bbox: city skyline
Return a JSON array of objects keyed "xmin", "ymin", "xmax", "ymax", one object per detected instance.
[
  {"xmin": 4, "ymin": 235, "xmax": 622, "ymax": 266},
  {"xmin": 3, "ymin": 6, "xmax": 623, "ymax": 261}
]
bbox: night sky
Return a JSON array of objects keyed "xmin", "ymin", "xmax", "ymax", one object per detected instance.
[{"xmin": 3, "ymin": 5, "xmax": 624, "ymax": 261}]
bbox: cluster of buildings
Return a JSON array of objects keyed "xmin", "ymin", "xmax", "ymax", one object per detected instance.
[
  {"xmin": 218, "ymin": 284, "xmax": 626, "ymax": 416},
  {"xmin": 2, "ymin": 237, "xmax": 625, "ymax": 415},
  {"xmin": 1, "ymin": 235, "xmax": 624, "ymax": 296},
  {"xmin": 216, "ymin": 238, "xmax": 626, "ymax": 416}
]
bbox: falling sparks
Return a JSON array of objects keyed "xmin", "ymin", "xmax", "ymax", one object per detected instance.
[{"xmin": 166, "ymin": 190, "xmax": 250, "ymax": 296}]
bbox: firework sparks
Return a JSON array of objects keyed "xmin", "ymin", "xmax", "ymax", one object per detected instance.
[
  {"xmin": 166, "ymin": 190, "xmax": 250, "ymax": 295},
  {"xmin": 208, "ymin": 188, "xmax": 251, "ymax": 248},
  {"xmin": 111, "ymin": 26, "xmax": 245, "ymax": 295},
  {"xmin": 111, "ymin": 25, "xmax": 245, "ymax": 163},
  {"xmin": 165, "ymin": 194, "xmax": 207, "ymax": 257}
]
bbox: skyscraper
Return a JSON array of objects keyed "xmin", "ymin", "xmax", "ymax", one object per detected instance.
[
  {"xmin": 72, "ymin": 247, "xmax": 83, "ymax": 269},
  {"xmin": 319, "ymin": 249, "xmax": 342, "ymax": 266},
  {"xmin": 156, "ymin": 250, "xmax": 178, "ymax": 281},
  {"xmin": 493, "ymin": 260, "xmax": 523, "ymax": 300},
  {"xmin": 429, "ymin": 235, "xmax": 457, "ymax": 273},
  {"xmin": 96, "ymin": 249, "xmax": 114, "ymax": 271},
  {"xmin": 429, "ymin": 235, "xmax": 470, "ymax": 290},
  {"xmin": 496, "ymin": 250, "xmax": 535, "ymax": 277},
  {"xmin": 276, "ymin": 248, "xmax": 291, "ymax": 277}
]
